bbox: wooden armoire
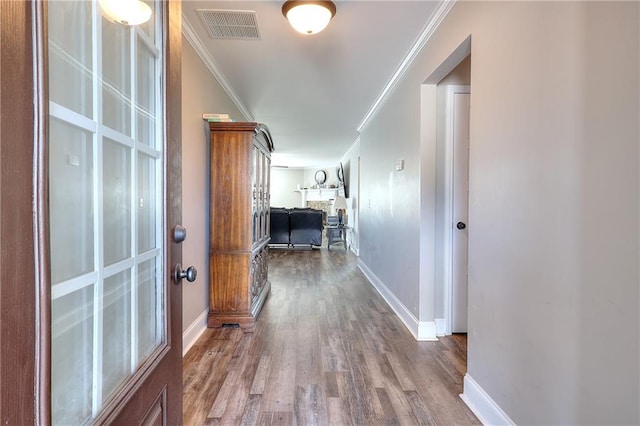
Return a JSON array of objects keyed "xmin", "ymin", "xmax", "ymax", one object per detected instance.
[{"xmin": 207, "ymin": 122, "xmax": 274, "ymax": 328}]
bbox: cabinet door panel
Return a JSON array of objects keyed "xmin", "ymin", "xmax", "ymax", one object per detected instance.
[
  {"xmin": 209, "ymin": 132, "xmax": 252, "ymax": 251},
  {"xmin": 209, "ymin": 253, "xmax": 250, "ymax": 314}
]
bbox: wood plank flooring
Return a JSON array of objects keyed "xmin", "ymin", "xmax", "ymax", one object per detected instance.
[{"xmin": 183, "ymin": 248, "xmax": 479, "ymax": 425}]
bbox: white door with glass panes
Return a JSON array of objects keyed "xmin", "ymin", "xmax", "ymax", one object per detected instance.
[{"xmin": 47, "ymin": 1, "xmax": 185, "ymax": 424}]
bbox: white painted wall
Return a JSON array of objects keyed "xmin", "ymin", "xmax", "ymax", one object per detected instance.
[
  {"xmin": 181, "ymin": 36, "xmax": 246, "ymax": 347},
  {"xmin": 359, "ymin": 1, "xmax": 639, "ymax": 424},
  {"xmin": 270, "ymin": 168, "xmax": 305, "ymax": 208}
]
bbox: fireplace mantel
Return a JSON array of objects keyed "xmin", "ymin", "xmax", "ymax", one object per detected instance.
[{"xmin": 296, "ymin": 188, "xmax": 338, "ymax": 206}]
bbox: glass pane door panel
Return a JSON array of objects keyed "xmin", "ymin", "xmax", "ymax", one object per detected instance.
[
  {"xmin": 265, "ymin": 155, "xmax": 270, "ymax": 237},
  {"xmin": 260, "ymin": 152, "xmax": 265, "ymax": 212},
  {"xmin": 266, "ymin": 156, "xmax": 271, "ymax": 201},
  {"xmin": 51, "ymin": 285, "xmax": 94, "ymax": 425},
  {"xmin": 103, "ymin": 138, "xmax": 132, "ymax": 265},
  {"xmin": 137, "ymin": 153, "xmax": 157, "ymax": 253},
  {"xmin": 252, "ymin": 146, "xmax": 257, "ymax": 203},
  {"xmin": 137, "ymin": 259, "xmax": 161, "ymax": 363},
  {"xmin": 102, "ymin": 270, "xmax": 132, "ymax": 401},
  {"xmin": 49, "ymin": 118, "xmax": 94, "ymax": 284},
  {"xmin": 48, "ymin": 1, "xmax": 93, "ymax": 117},
  {"xmin": 102, "ymin": 19, "xmax": 131, "ymax": 134},
  {"xmin": 136, "ymin": 37, "xmax": 156, "ymax": 146},
  {"xmin": 49, "ymin": 2, "xmax": 164, "ymax": 423}
]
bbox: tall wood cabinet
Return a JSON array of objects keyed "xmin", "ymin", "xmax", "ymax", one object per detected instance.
[{"xmin": 207, "ymin": 122, "xmax": 274, "ymax": 328}]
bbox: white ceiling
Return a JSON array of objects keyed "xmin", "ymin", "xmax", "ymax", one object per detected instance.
[{"xmin": 182, "ymin": 1, "xmax": 443, "ymax": 168}]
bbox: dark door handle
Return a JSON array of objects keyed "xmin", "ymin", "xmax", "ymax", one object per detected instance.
[
  {"xmin": 456, "ymin": 221, "xmax": 466, "ymax": 230},
  {"xmin": 174, "ymin": 264, "xmax": 197, "ymax": 283}
]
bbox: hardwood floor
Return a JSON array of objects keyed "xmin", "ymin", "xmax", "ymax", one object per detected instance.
[{"xmin": 183, "ymin": 248, "xmax": 479, "ymax": 425}]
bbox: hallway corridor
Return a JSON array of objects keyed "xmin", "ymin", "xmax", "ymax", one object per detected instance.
[{"xmin": 183, "ymin": 249, "xmax": 479, "ymax": 425}]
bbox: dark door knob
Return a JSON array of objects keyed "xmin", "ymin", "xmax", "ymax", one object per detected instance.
[
  {"xmin": 174, "ymin": 264, "xmax": 197, "ymax": 283},
  {"xmin": 456, "ymin": 221, "xmax": 466, "ymax": 230},
  {"xmin": 173, "ymin": 224, "xmax": 187, "ymax": 243}
]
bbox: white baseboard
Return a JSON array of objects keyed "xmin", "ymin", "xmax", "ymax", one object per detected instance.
[
  {"xmin": 417, "ymin": 321, "xmax": 437, "ymax": 341},
  {"xmin": 357, "ymin": 259, "xmax": 437, "ymax": 341},
  {"xmin": 435, "ymin": 318, "xmax": 446, "ymax": 336},
  {"xmin": 182, "ymin": 309, "xmax": 208, "ymax": 357},
  {"xmin": 460, "ymin": 374, "xmax": 515, "ymax": 426}
]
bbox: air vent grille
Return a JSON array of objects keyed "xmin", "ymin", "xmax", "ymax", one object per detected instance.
[{"xmin": 198, "ymin": 9, "xmax": 261, "ymax": 40}]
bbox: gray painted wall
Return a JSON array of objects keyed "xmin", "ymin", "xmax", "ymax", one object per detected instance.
[
  {"xmin": 358, "ymin": 1, "xmax": 639, "ymax": 424},
  {"xmin": 181, "ymin": 37, "xmax": 246, "ymax": 336}
]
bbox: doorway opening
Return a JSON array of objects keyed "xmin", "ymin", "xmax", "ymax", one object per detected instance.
[
  {"xmin": 436, "ymin": 55, "xmax": 471, "ymax": 336},
  {"xmin": 419, "ymin": 37, "xmax": 471, "ymax": 340}
]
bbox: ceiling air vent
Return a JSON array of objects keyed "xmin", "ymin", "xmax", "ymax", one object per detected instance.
[{"xmin": 198, "ymin": 9, "xmax": 261, "ymax": 40}]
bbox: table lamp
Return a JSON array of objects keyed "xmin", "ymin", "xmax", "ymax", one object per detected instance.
[{"xmin": 333, "ymin": 195, "xmax": 347, "ymax": 226}]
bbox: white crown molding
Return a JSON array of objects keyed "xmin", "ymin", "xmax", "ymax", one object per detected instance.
[
  {"xmin": 357, "ymin": 0, "xmax": 457, "ymax": 133},
  {"xmin": 340, "ymin": 136, "xmax": 361, "ymax": 164},
  {"xmin": 182, "ymin": 16, "xmax": 254, "ymax": 122}
]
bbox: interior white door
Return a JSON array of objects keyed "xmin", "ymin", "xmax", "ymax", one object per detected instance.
[{"xmin": 451, "ymin": 92, "xmax": 470, "ymax": 333}]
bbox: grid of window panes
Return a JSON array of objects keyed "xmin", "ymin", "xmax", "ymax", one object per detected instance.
[{"xmin": 48, "ymin": 2, "xmax": 164, "ymax": 423}]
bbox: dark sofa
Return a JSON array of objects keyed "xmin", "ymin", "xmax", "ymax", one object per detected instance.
[
  {"xmin": 269, "ymin": 208, "xmax": 323, "ymax": 247},
  {"xmin": 269, "ymin": 207, "xmax": 291, "ymax": 245}
]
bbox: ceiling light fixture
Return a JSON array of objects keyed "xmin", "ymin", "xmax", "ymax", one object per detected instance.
[
  {"xmin": 99, "ymin": 0, "xmax": 152, "ymax": 26},
  {"xmin": 282, "ymin": 1, "xmax": 336, "ymax": 35}
]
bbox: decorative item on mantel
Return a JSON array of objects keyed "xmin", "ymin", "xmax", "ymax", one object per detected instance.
[
  {"xmin": 337, "ymin": 161, "xmax": 349, "ymax": 198},
  {"xmin": 314, "ymin": 169, "xmax": 327, "ymax": 185}
]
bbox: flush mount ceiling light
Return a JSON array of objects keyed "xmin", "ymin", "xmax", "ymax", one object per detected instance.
[
  {"xmin": 282, "ymin": 1, "xmax": 336, "ymax": 35},
  {"xmin": 99, "ymin": 0, "xmax": 152, "ymax": 26}
]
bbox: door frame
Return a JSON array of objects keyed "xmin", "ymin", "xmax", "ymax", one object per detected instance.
[
  {"xmin": 0, "ymin": 1, "xmax": 45, "ymax": 422},
  {"xmin": 443, "ymin": 84, "xmax": 470, "ymax": 336}
]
